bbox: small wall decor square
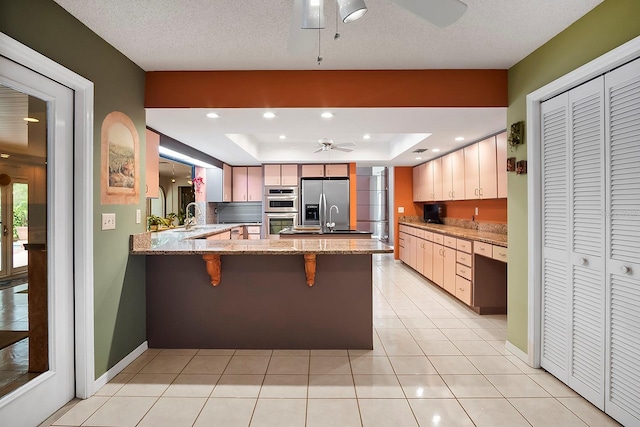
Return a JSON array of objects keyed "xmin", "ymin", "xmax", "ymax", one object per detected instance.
[
  {"xmin": 101, "ymin": 111, "xmax": 140, "ymax": 204},
  {"xmin": 507, "ymin": 157, "xmax": 516, "ymax": 172},
  {"xmin": 516, "ymin": 160, "xmax": 527, "ymax": 175}
]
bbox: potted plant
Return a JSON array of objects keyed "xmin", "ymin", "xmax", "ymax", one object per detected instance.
[
  {"xmin": 147, "ymin": 214, "xmax": 164, "ymax": 231},
  {"xmin": 166, "ymin": 212, "xmax": 178, "ymax": 228}
]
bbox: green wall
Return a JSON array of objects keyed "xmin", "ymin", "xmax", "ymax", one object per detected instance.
[
  {"xmin": 0, "ymin": 0, "xmax": 148, "ymax": 377},
  {"xmin": 507, "ymin": 0, "xmax": 640, "ymax": 352}
]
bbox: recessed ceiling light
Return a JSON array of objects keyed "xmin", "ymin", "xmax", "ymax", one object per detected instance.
[
  {"xmin": 206, "ymin": 112, "xmax": 219, "ymax": 118},
  {"xmin": 415, "ymin": 157, "xmax": 422, "ymax": 160},
  {"xmin": 363, "ymin": 134, "xmax": 371, "ymax": 140},
  {"xmin": 263, "ymin": 112, "xmax": 276, "ymax": 119},
  {"xmin": 321, "ymin": 112, "xmax": 334, "ymax": 118},
  {"xmin": 23, "ymin": 117, "xmax": 39, "ymax": 123},
  {"xmin": 455, "ymin": 136, "xmax": 465, "ymax": 141},
  {"xmin": 279, "ymin": 134, "xmax": 286, "ymax": 140},
  {"xmin": 0, "ymin": 153, "xmax": 10, "ymax": 159},
  {"xmin": 432, "ymin": 148, "xmax": 441, "ymax": 153}
]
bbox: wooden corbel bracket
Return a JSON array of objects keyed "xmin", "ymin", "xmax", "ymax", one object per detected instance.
[
  {"xmin": 202, "ymin": 254, "xmax": 221, "ymax": 286},
  {"xmin": 304, "ymin": 253, "xmax": 317, "ymax": 286}
]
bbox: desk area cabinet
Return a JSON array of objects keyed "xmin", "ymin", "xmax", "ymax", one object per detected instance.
[{"xmin": 399, "ymin": 222, "xmax": 507, "ymax": 314}]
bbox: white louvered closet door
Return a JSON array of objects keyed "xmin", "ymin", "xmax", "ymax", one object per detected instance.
[
  {"xmin": 604, "ymin": 58, "xmax": 640, "ymax": 427},
  {"xmin": 567, "ymin": 77, "xmax": 605, "ymax": 408},
  {"xmin": 540, "ymin": 93, "xmax": 571, "ymax": 382}
]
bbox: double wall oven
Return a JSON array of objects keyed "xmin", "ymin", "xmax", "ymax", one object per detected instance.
[{"xmin": 263, "ymin": 186, "xmax": 298, "ymax": 238}]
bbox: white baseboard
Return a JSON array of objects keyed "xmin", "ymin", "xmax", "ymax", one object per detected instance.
[
  {"xmin": 91, "ymin": 341, "xmax": 148, "ymax": 395},
  {"xmin": 505, "ymin": 340, "xmax": 530, "ymax": 364}
]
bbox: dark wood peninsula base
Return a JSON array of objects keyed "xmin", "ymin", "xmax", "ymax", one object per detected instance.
[{"xmin": 145, "ymin": 253, "xmax": 373, "ymax": 349}]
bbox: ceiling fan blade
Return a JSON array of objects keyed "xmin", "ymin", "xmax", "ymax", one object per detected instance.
[
  {"xmin": 388, "ymin": 0, "xmax": 467, "ymax": 28},
  {"xmin": 336, "ymin": 142, "xmax": 356, "ymax": 148},
  {"xmin": 333, "ymin": 147, "xmax": 354, "ymax": 152},
  {"xmin": 287, "ymin": 0, "xmax": 321, "ymax": 54},
  {"xmin": 313, "ymin": 147, "xmax": 324, "ymax": 153}
]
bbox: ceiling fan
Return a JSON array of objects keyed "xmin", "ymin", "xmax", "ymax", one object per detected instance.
[
  {"xmin": 289, "ymin": 0, "xmax": 468, "ymax": 53},
  {"xmin": 314, "ymin": 138, "xmax": 356, "ymax": 153}
]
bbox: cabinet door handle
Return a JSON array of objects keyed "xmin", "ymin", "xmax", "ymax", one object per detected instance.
[
  {"xmin": 474, "ymin": 188, "xmax": 479, "ymax": 196},
  {"xmin": 459, "ymin": 287, "xmax": 465, "ymax": 292},
  {"xmin": 460, "ymin": 269, "xmax": 466, "ymax": 274},
  {"xmin": 621, "ymin": 265, "xmax": 631, "ymax": 274}
]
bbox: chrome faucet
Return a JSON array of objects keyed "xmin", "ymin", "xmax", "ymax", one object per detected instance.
[
  {"xmin": 185, "ymin": 202, "xmax": 201, "ymax": 230},
  {"xmin": 327, "ymin": 205, "xmax": 339, "ymax": 231}
]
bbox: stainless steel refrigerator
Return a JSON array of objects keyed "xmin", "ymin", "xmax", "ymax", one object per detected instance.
[{"xmin": 301, "ymin": 178, "xmax": 350, "ymax": 230}]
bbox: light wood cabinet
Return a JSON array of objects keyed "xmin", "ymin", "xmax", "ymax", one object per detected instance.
[
  {"xmin": 223, "ymin": 164, "xmax": 232, "ymax": 202},
  {"xmin": 301, "ymin": 163, "xmax": 348, "ymax": 178},
  {"xmin": 451, "ymin": 149, "xmax": 465, "ymax": 200},
  {"xmin": 443, "ymin": 246, "xmax": 457, "ymax": 295},
  {"xmin": 301, "ymin": 164, "xmax": 325, "ymax": 177},
  {"xmin": 432, "ymin": 157, "xmax": 443, "ymax": 201},
  {"xmin": 442, "ymin": 153, "xmax": 454, "ymax": 201},
  {"xmin": 232, "ymin": 166, "xmax": 263, "ymax": 201},
  {"xmin": 423, "ymin": 237, "xmax": 434, "ymax": 281},
  {"xmin": 421, "ymin": 159, "xmax": 443, "ymax": 202},
  {"xmin": 416, "ymin": 237, "xmax": 425, "ymax": 275},
  {"xmin": 455, "ymin": 276, "xmax": 472, "ymax": 305},
  {"xmin": 281, "ymin": 164, "xmax": 299, "ymax": 185},
  {"xmin": 264, "ymin": 164, "xmax": 299, "ymax": 186},
  {"xmin": 399, "ymin": 232, "xmax": 408, "ymax": 264},
  {"xmin": 206, "ymin": 163, "xmax": 233, "ymax": 203},
  {"xmin": 465, "ymin": 136, "xmax": 498, "ymax": 199},
  {"xmin": 145, "ymin": 129, "xmax": 159, "ymax": 198},
  {"xmin": 413, "ymin": 163, "xmax": 426, "ymax": 202},
  {"xmin": 432, "ymin": 243, "xmax": 444, "ymax": 287},
  {"xmin": 263, "ymin": 164, "xmax": 281, "ymax": 186},
  {"xmin": 496, "ymin": 132, "xmax": 508, "ymax": 198},
  {"xmin": 325, "ymin": 164, "xmax": 349, "ymax": 177}
]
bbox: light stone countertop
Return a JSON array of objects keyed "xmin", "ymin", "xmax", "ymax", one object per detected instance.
[
  {"xmin": 399, "ymin": 221, "xmax": 508, "ymax": 247},
  {"xmin": 130, "ymin": 224, "xmax": 393, "ymax": 255}
]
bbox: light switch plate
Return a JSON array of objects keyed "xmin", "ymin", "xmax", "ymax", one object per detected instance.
[
  {"xmin": 475, "ymin": 207, "xmax": 479, "ymax": 215},
  {"xmin": 102, "ymin": 213, "xmax": 116, "ymax": 230},
  {"xmin": 398, "ymin": 206, "xmax": 405, "ymax": 214},
  {"xmin": 136, "ymin": 209, "xmax": 141, "ymax": 224}
]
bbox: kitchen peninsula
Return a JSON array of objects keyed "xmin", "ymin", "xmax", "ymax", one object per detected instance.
[{"xmin": 131, "ymin": 225, "xmax": 392, "ymax": 349}]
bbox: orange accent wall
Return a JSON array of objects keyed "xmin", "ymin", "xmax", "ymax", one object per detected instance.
[
  {"xmin": 145, "ymin": 70, "xmax": 507, "ymax": 108},
  {"xmin": 393, "ymin": 167, "xmax": 419, "ymax": 259},
  {"xmin": 438, "ymin": 199, "xmax": 507, "ymax": 223},
  {"xmin": 349, "ymin": 163, "xmax": 357, "ymax": 229}
]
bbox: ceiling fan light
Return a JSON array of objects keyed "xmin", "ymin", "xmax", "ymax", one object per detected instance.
[
  {"xmin": 338, "ymin": 0, "xmax": 368, "ymax": 23},
  {"xmin": 302, "ymin": 0, "xmax": 325, "ymax": 29}
]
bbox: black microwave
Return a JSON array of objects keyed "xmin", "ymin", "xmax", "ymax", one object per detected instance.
[{"xmin": 424, "ymin": 203, "xmax": 442, "ymax": 224}]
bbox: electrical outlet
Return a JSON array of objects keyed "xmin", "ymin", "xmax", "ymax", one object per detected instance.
[
  {"xmin": 398, "ymin": 206, "xmax": 405, "ymax": 214},
  {"xmin": 136, "ymin": 209, "xmax": 141, "ymax": 224},
  {"xmin": 475, "ymin": 207, "xmax": 479, "ymax": 216},
  {"xmin": 102, "ymin": 213, "xmax": 116, "ymax": 230}
]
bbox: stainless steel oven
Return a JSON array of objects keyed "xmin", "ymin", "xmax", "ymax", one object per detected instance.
[
  {"xmin": 264, "ymin": 212, "xmax": 298, "ymax": 239},
  {"xmin": 264, "ymin": 187, "xmax": 298, "ymax": 213}
]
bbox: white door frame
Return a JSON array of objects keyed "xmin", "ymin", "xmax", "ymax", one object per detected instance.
[
  {"xmin": 0, "ymin": 33, "xmax": 95, "ymax": 398},
  {"xmin": 526, "ymin": 35, "xmax": 640, "ymax": 367}
]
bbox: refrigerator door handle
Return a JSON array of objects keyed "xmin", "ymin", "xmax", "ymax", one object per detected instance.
[{"xmin": 322, "ymin": 193, "xmax": 327, "ymax": 228}]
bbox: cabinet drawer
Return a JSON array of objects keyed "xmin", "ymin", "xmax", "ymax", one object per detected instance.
[
  {"xmin": 399, "ymin": 225, "xmax": 410, "ymax": 234},
  {"xmin": 455, "ymin": 275, "xmax": 472, "ymax": 306},
  {"xmin": 456, "ymin": 263, "xmax": 472, "ymax": 281},
  {"xmin": 246, "ymin": 225, "xmax": 261, "ymax": 234},
  {"xmin": 456, "ymin": 239, "xmax": 472, "ymax": 254},
  {"xmin": 433, "ymin": 233, "xmax": 444, "ymax": 245},
  {"xmin": 206, "ymin": 234, "xmax": 219, "ymax": 240},
  {"xmin": 492, "ymin": 246, "xmax": 508, "ymax": 262},
  {"xmin": 444, "ymin": 235, "xmax": 457, "ymax": 249},
  {"xmin": 247, "ymin": 234, "xmax": 260, "ymax": 240},
  {"xmin": 474, "ymin": 241, "xmax": 492, "ymax": 258},
  {"xmin": 423, "ymin": 231, "xmax": 434, "ymax": 242},
  {"xmin": 456, "ymin": 251, "xmax": 472, "ymax": 267},
  {"xmin": 414, "ymin": 228, "xmax": 425, "ymax": 239}
]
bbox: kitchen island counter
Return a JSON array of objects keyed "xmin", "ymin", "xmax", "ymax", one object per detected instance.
[{"xmin": 130, "ymin": 226, "xmax": 392, "ymax": 350}]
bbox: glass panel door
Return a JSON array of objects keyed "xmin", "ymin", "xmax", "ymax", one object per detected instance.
[{"xmin": 12, "ymin": 182, "xmax": 28, "ymax": 270}]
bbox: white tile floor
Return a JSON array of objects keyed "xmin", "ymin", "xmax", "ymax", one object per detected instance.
[{"xmin": 43, "ymin": 254, "xmax": 621, "ymax": 427}]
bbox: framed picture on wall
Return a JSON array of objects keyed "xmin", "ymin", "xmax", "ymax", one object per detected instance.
[{"xmin": 100, "ymin": 111, "xmax": 140, "ymax": 204}]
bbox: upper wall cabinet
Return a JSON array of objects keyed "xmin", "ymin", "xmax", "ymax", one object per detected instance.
[
  {"xmin": 325, "ymin": 164, "xmax": 349, "ymax": 177},
  {"xmin": 442, "ymin": 150, "xmax": 465, "ymax": 200},
  {"xmin": 264, "ymin": 164, "xmax": 299, "ymax": 186},
  {"xmin": 413, "ymin": 163, "xmax": 427, "ymax": 201},
  {"xmin": 206, "ymin": 163, "xmax": 232, "ymax": 202},
  {"xmin": 496, "ymin": 132, "xmax": 508, "ymax": 198},
  {"xmin": 145, "ymin": 129, "xmax": 160, "ymax": 198},
  {"xmin": 413, "ymin": 158, "xmax": 442, "ymax": 202},
  {"xmin": 301, "ymin": 164, "xmax": 349, "ymax": 178},
  {"xmin": 464, "ymin": 136, "xmax": 498, "ymax": 199},
  {"xmin": 232, "ymin": 166, "xmax": 263, "ymax": 202}
]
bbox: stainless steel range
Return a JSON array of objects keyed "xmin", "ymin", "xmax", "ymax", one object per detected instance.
[{"xmin": 263, "ymin": 186, "xmax": 298, "ymax": 238}]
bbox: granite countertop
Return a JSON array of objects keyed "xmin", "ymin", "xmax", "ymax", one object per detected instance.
[
  {"xmin": 130, "ymin": 223, "xmax": 392, "ymax": 255},
  {"xmin": 279, "ymin": 228, "xmax": 373, "ymax": 236},
  {"xmin": 399, "ymin": 221, "xmax": 508, "ymax": 247}
]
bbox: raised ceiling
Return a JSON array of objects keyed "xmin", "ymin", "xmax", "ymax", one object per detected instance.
[{"xmin": 53, "ymin": 0, "xmax": 603, "ymax": 166}]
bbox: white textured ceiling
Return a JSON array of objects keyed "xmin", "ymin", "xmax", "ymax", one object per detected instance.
[{"xmin": 53, "ymin": 0, "xmax": 603, "ymax": 166}]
